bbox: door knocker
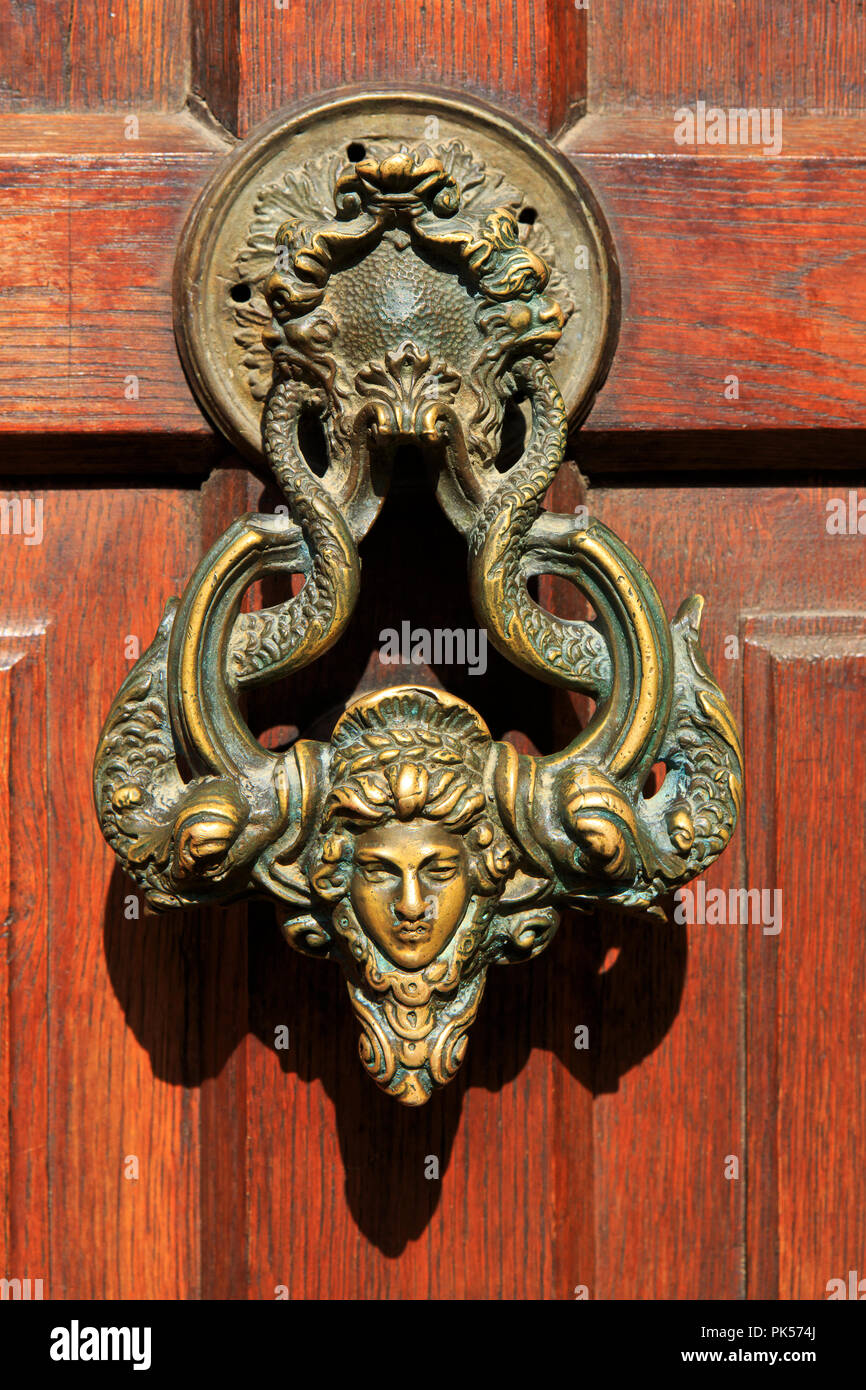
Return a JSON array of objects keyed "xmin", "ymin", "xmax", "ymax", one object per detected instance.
[{"xmin": 94, "ymin": 92, "xmax": 743, "ymax": 1106}]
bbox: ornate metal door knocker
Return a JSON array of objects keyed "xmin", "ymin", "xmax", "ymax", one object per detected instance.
[{"xmin": 94, "ymin": 92, "xmax": 743, "ymax": 1106}]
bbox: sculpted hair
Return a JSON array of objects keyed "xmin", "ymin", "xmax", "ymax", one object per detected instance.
[{"xmin": 307, "ymin": 691, "xmax": 519, "ymax": 901}]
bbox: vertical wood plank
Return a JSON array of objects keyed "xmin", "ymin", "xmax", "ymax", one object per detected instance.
[
  {"xmin": 588, "ymin": 0, "xmax": 866, "ymax": 114},
  {"xmin": 740, "ymin": 629, "xmax": 779, "ymax": 1299},
  {"xmin": 584, "ymin": 483, "xmax": 866, "ymax": 1301},
  {"xmin": 744, "ymin": 615, "xmax": 866, "ymax": 1299},
  {"xmin": 48, "ymin": 487, "xmax": 202, "ymax": 1297},
  {"xmin": 191, "ymin": 0, "xmax": 587, "ymax": 138},
  {"xmin": 0, "ymin": 652, "xmax": 9, "ymax": 1274},
  {"xmin": 0, "ymin": 484, "xmax": 207, "ymax": 1297},
  {"xmin": 191, "ymin": 0, "xmax": 239, "ymax": 133},
  {"xmin": 0, "ymin": 2, "xmax": 188, "ymax": 112},
  {"xmin": 197, "ymin": 468, "xmax": 251, "ymax": 1301},
  {"xmin": 0, "ymin": 633, "xmax": 49, "ymax": 1292}
]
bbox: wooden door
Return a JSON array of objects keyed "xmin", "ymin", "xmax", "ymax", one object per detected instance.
[{"xmin": 2, "ymin": 2, "xmax": 864, "ymax": 1302}]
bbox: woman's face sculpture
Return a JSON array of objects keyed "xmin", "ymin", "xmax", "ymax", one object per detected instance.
[
  {"xmin": 349, "ymin": 820, "xmax": 473, "ymax": 970},
  {"xmin": 306, "ymin": 688, "xmax": 516, "ymax": 983}
]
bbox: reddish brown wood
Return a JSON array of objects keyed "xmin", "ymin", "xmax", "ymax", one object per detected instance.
[
  {"xmin": 743, "ymin": 615, "xmax": 866, "ymax": 1299},
  {"xmin": 578, "ymin": 481, "xmax": 866, "ymax": 1299},
  {"xmin": 588, "ymin": 1, "xmax": 866, "ymax": 114},
  {"xmin": 191, "ymin": 1, "xmax": 240, "ymax": 138},
  {"xmin": 0, "ymin": 634, "xmax": 49, "ymax": 1293},
  {"xmin": 564, "ymin": 113, "xmax": 866, "ymax": 157},
  {"xmin": 0, "ymin": 654, "xmax": 8, "ymax": 1272},
  {"xmin": 0, "ymin": 117, "xmax": 226, "ymax": 440},
  {"xmin": 565, "ymin": 147, "xmax": 866, "ymax": 430},
  {"xmin": 0, "ymin": 112, "xmax": 229, "ymax": 152},
  {"xmin": 0, "ymin": 487, "xmax": 214, "ymax": 1297},
  {"xmin": 197, "ymin": 467, "xmax": 252, "ymax": 1302},
  {"xmin": 244, "ymin": 949, "xmax": 596, "ymax": 1298},
  {"xmin": 192, "ymin": 0, "xmax": 587, "ymax": 139},
  {"xmin": 0, "ymin": 1, "xmax": 188, "ymax": 111}
]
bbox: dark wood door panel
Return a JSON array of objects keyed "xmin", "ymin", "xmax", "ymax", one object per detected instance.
[
  {"xmin": 0, "ymin": 482, "xmax": 207, "ymax": 1297},
  {"xmin": 743, "ymin": 614, "xmax": 866, "ymax": 1300},
  {"xmin": 588, "ymin": 2, "xmax": 866, "ymax": 114},
  {"xmin": 580, "ymin": 483, "xmax": 866, "ymax": 1301},
  {"xmin": 0, "ymin": 2, "xmax": 188, "ymax": 112},
  {"xmin": 0, "ymin": 629, "xmax": 49, "ymax": 1293}
]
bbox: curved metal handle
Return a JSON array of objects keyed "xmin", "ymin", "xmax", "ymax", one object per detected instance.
[{"xmin": 94, "ymin": 96, "xmax": 742, "ymax": 1106}]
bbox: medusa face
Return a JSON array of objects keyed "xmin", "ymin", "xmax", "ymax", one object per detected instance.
[{"xmin": 348, "ymin": 819, "xmax": 474, "ymax": 971}]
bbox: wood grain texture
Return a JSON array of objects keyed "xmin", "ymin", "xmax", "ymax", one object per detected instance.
[
  {"xmin": 191, "ymin": 0, "xmax": 587, "ymax": 138},
  {"xmin": 244, "ymin": 915, "xmax": 596, "ymax": 1298},
  {"xmin": 0, "ymin": 486, "xmax": 212, "ymax": 1297},
  {"xmin": 743, "ymin": 614, "xmax": 866, "ymax": 1300},
  {"xmin": 0, "ymin": 136, "xmax": 224, "ymax": 436},
  {"xmin": 0, "ymin": 651, "xmax": 8, "ymax": 1272},
  {"xmin": 0, "ymin": 632, "xmax": 49, "ymax": 1293},
  {"xmin": 196, "ymin": 468, "xmax": 253, "ymax": 1302},
  {"xmin": 0, "ymin": 1, "xmax": 188, "ymax": 111},
  {"xmin": 565, "ymin": 148, "xmax": 866, "ymax": 429},
  {"xmin": 0, "ymin": 112, "xmax": 231, "ymax": 153},
  {"xmin": 588, "ymin": 0, "xmax": 866, "ymax": 115},
  {"xmin": 578, "ymin": 481, "xmax": 866, "ymax": 1299},
  {"xmin": 191, "ymin": 0, "xmax": 240, "ymax": 138},
  {"xmin": 563, "ymin": 112, "xmax": 866, "ymax": 157}
]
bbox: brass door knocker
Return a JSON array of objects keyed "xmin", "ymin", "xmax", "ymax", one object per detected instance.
[{"xmin": 94, "ymin": 92, "xmax": 742, "ymax": 1106}]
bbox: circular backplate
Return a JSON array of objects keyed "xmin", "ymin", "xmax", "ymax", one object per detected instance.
[{"xmin": 174, "ymin": 88, "xmax": 619, "ymax": 462}]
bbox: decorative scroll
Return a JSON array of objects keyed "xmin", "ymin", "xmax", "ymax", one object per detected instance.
[{"xmin": 95, "ymin": 145, "xmax": 742, "ymax": 1105}]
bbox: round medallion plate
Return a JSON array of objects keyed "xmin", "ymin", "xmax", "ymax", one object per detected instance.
[{"xmin": 174, "ymin": 88, "xmax": 618, "ymax": 461}]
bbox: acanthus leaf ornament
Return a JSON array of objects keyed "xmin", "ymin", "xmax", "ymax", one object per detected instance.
[{"xmin": 95, "ymin": 93, "xmax": 743, "ymax": 1106}]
